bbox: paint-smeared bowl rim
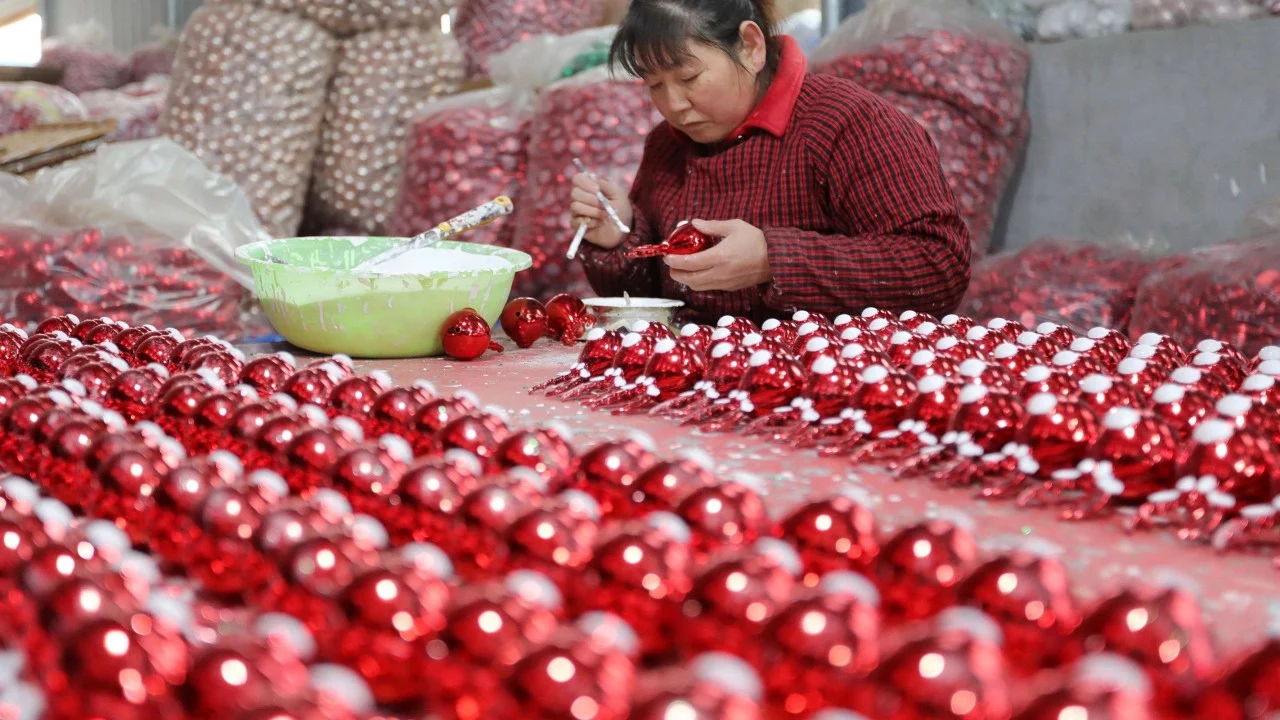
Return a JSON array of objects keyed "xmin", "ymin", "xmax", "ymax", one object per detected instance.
[{"xmin": 235, "ymin": 236, "xmax": 533, "ymax": 279}]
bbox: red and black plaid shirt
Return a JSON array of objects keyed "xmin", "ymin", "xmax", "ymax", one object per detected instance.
[{"xmin": 577, "ymin": 36, "xmax": 972, "ymax": 324}]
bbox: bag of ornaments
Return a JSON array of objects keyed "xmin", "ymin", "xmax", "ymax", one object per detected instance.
[
  {"xmin": 1033, "ymin": 0, "xmax": 1132, "ymax": 41},
  {"xmin": 959, "ymin": 233, "xmax": 1168, "ymax": 333},
  {"xmin": 306, "ymin": 26, "xmax": 464, "ymax": 235},
  {"xmin": 37, "ymin": 21, "xmax": 132, "ymax": 94},
  {"xmin": 0, "ymin": 82, "xmax": 88, "ymax": 137},
  {"xmin": 509, "ymin": 66, "xmax": 665, "ymax": 299},
  {"xmin": 1130, "ymin": 233, "xmax": 1280, "ymax": 356},
  {"xmin": 127, "ymin": 26, "xmax": 179, "ymax": 82},
  {"xmin": 160, "ymin": 3, "xmax": 337, "ymax": 238},
  {"xmin": 0, "ymin": 138, "xmax": 268, "ymax": 339},
  {"xmin": 1130, "ymin": 0, "xmax": 1263, "ymax": 29},
  {"xmin": 454, "ymin": 0, "xmax": 607, "ymax": 78},
  {"xmin": 811, "ymin": 0, "xmax": 1032, "ymax": 256},
  {"xmin": 389, "ymin": 86, "xmax": 533, "ymax": 246},
  {"xmin": 1247, "ymin": 195, "xmax": 1280, "ymax": 234},
  {"xmin": 80, "ymin": 75, "xmax": 170, "ymax": 143}
]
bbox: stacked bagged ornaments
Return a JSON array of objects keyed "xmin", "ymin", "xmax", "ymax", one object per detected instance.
[
  {"xmin": 81, "ymin": 75, "xmax": 171, "ymax": 143},
  {"xmin": 161, "ymin": 0, "xmax": 458, "ymax": 237},
  {"xmin": 812, "ymin": 0, "xmax": 1031, "ymax": 256},
  {"xmin": 7, "ymin": 313, "xmax": 1280, "ymax": 718},
  {"xmin": 960, "ymin": 234, "xmax": 1166, "ymax": 333},
  {"xmin": 0, "ymin": 82, "xmax": 88, "ymax": 136},
  {"xmin": 306, "ymin": 25, "xmax": 464, "ymax": 234},
  {"xmin": 510, "ymin": 66, "xmax": 665, "ymax": 298},
  {"xmin": 454, "ymin": 0, "xmax": 608, "ymax": 78}
]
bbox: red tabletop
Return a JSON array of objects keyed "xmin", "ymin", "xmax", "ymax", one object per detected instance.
[{"xmin": 353, "ymin": 340, "xmax": 1278, "ymax": 655}]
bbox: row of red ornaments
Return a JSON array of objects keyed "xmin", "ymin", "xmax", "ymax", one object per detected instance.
[
  {"xmin": 535, "ymin": 308, "xmax": 1280, "ymax": 556},
  {"xmin": 1, "ymin": 315, "xmax": 1273, "ymax": 719}
]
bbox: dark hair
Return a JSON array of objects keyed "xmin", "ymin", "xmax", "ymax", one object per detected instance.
[{"xmin": 609, "ymin": 0, "xmax": 782, "ymax": 84}]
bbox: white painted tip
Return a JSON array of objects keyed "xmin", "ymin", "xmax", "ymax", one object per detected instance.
[
  {"xmin": 1197, "ymin": 339, "xmax": 1225, "ymax": 353},
  {"xmin": 653, "ymin": 338, "xmax": 677, "ymax": 354},
  {"xmin": 504, "ymin": 570, "xmax": 564, "ymax": 611},
  {"xmin": 620, "ymin": 332, "xmax": 643, "ymax": 348},
  {"xmin": 936, "ymin": 606, "xmax": 1004, "ymax": 647},
  {"xmin": 966, "ymin": 326, "xmax": 989, "ymax": 341},
  {"xmin": 958, "ymin": 358, "xmax": 986, "ymax": 377},
  {"xmin": 717, "ymin": 315, "xmax": 736, "ymax": 328},
  {"xmin": 645, "ymin": 511, "xmax": 693, "ymax": 544},
  {"xmin": 711, "ymin": 327, "xmax": 733, "ymax": 342},
  {"xmin": 748, "ymin": 350, "xmax": 773, "ymax": 368},
  {"xmin": 1259, "ymin": 360, "xmax": 1280, "ymax": 377},
  {"xmin": 754, "ymin": 537, "xmax": 803, "ymax": 577},
  {"xmin": 1087, "ymin": 327, "xmax": 1112, "ymax": 340},
  {"xmin": 1170, "ymin": 367, "xmax": 1202, "ymax": 384},
  {"xmin": 890, "ymin": 330, "xmax": 912, "ymax": 345},
  {"xmin": 1115, "ymin": 358, "xmax": 1147, "ymax": 376},
  {"xmin": 1102, "ymin": 407, "xmax": 1142, "ymax": 430},
  {"xmin": 916, "ymin": 321, "xmax": 938, "ymax": 335},
  {"xmin": 840, "ymin": 343, "xmax": 866, "ymax": 360},
  {"xmin": 1052, "ymin": 350, "xmax": 1080, "ymax": 366},
  {"xmin": 586, "ymin": 327, "xmax": 607, "ymax": 341},
  {"xmin": 1151, "ymin": 384, "xmax": 1185, "ymax": 405},
  {"xmin": 256, "ymin": 612, "xmax": 317, "ymax": 661},
  {"xmin": 1138, "ymin": 333, "xmax": 1165, "ymax": 346},
  {"xmin": 811, "ymin": 356, "xmax": 838, "ymax": 375},
  {"xmin": 742, "ymin": 333, "xmax": 764, "ymax": 347},
  {"xmin": 1242, "ymin": 374, "xmax": 1275, "ymax": 392},
  {"xmin": 797, "ymin": 322, "xmax": 820, "ymax": 337},
  {"xmin": 959, "ymin": 384, "xmax": 989, "ymax": 404},
  {"xmin": 309, "ymin": 664, "xmax": 375, "ymax": 714},
  {"xmin": 759, "ymin": 319, "xmax": 781, "ymax": 331},
  {"xmin": 819, "ymin": 571, "xmax": 881, "ymax": 607},
  {"xmin": 935, "ymin": 336, "xmax": 959, "ymax": 351},
  {"xmin": 1215, "ymin": 394, "xmax": 1252, "ymax": 418},
  {"xmin": 1193, "ymin": 418, "xmax": 1235, "ymax": 444},
  {"xmin": 911, "ymin": 349, "xmax": 936, "ymax": 366},
  {"xmin": 805, "ymin": 337, "xmax": 830, "ymax": 354},
  {"xmin": 867, "ymin": 318, "xmax": 889, "ymax": 332},
  {"xmin": 861, "ymin": 307, "xmax": 879, "ymax": 318},
  {"xmin": 1078, "ymin": 374, "xmax": 1113, "ymax": 394},
  {"xmin": 710, "ymin": 342, "xmax": 735, "ymax": 359},
  {"xmin": 1075, "ymin": 654, "xmax": 1152, "ymax": 696},
  {"xmin": 1026, "ymin": 393, "xmax": 1058, "ymax": 415},
  {"xmin": 1022, "ymin": 365, "xmax": 1052, "ymax": 382},
  {"xmin": 993, "ymin": 343, "xmax": 1018, "ymax": 359},
  {"xmin": 691, "ymin": 652, "xmax": 764, "ymax": 701},
  {"xmin": 576, "ymin": 611, "xmax": 640, "ymax": 657},
  {"xmin": 861, "ymin": 364, "xmax": 889, "ymax": 384},
  {"xmin": 917, "ymin": 374, "xmax": 949, "ymax": 394}
]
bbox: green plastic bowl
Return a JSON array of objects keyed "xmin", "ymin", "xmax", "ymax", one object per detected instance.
[{"xmin": 236, "ymin": 236, "xmax": 533, "ymax": 358}]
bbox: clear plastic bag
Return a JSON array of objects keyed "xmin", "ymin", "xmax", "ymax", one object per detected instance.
[
  {"xmin": 127, "ymin": 26, "xmax": 179, "ymax": 82},
  {"xmin": 298, "ymin": 0, "xmax": 455, "ymax": 35},
  {"xmin": 1129, "ymin": 234, "xmax": 1280, "ymax": 355},
  {"xmin": 37, "ymin": 21, "xmax": 132, "ymax": 94},
  {"xmin": 80, "ymin": 75, "xmax": 169, "ymax": 143},
  {"xmin": 454, "ymin": 0, "xmax": 607, "ymax": 78},
  {"xmin": 959, "ymin": 234, "xmax": 1167, "ymax": 333},
  {"xmin": 509, "ymin": 66, "xmax": 664, "ymax": 298},
  {"xmin": 1131, "ymin": 0, "xmax": 1261, "ymax": 28},
  {"xmin": 0, "ymin": 138, "xmax": 268, "ymax": 338},
  {"xmin": 307, "ymin": 27, "xmax": 464, "ymax": 234},
  {"xmin": 159, "ymin": 4, "xmax": 337, "ymax": 238},
  {"xmin": 1034, "ymin": 0, "xmax": 1132, "ymax": 40},
  {"xmin": 812, "ymin": 0, "xmax": 1032, "ymax": 256},
  {"xmin": 488, "ymin": 26, "xmax": 619, "ymax": 89},
  {"xmin": 0, "ymin": 82, "xmax": 88, "ymax": 136},
  {"xmin": 389, "ymin": 87, "xmax": 532, "ymax": 246},
  {"xmin": 1248, "ymin": 195, "xmax": 1280, "ymax": 234}
]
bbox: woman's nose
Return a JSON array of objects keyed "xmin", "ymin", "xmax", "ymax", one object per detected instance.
[{"xmin": 661, "ymin": 86, "xmax": 692, "ymax": 112}]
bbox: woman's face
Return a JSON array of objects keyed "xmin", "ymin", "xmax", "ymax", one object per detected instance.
[{"xmin": 642, "ymin": 22, "xmax": 767, "ymax": 144}]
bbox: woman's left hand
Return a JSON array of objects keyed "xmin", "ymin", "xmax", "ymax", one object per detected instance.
[{"xmin": 664, "ymin": 219, "xmax": 772, "ymax": 292}]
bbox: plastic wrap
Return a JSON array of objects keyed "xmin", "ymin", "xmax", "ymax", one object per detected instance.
[
  {"xmin": 1130, "ymin": 235, "xmax": 1280, "ymax": 355},
  {"xmin": 0, "ymin": 138, "xmax": 268, "ymax": 338},
  {"xmin": 488, "ymin": 26, "xmax": 619, "ymax": 90},
  {"xmin": 159, "ymin": 4, "xmax": 337, "ymax": 238},
  {"xmin": 0, "ymin": 82, "xmax": 88, "ymax": 136},
  {"xmin": 127, "ymin": 27, "xmax": 179, "ymax": 82},
  {"xmin": 1130, "ymin": 0, "xmax": 1261, "ymax": 28},
  {"xmin": 812, "ymin": 0, "xmax": 1031, "ymax": 256},
  {"xmin": 454, "ymin": 0, "xmax": 606, "ymax": 78},
  {"xmin": 80, "ymin": 75, "xmax": 169, "ymax": 143},
  {"xmin": 307, "ymin": 27, "xmax": 464, "ymax": 235},
  {"xmin": 778, "ymin": 9, "xmax": 825, "ymax": 54},
  {"xmin": 389, "ymin": 87, "xmax": 532, "ymax": 245},
  {"xmin": 1034, "ymin": 0, "xmax": 1132, "ymax": 40},
  {"xmin": 509, "ymin": 67, "xmax": 664, "ymax": 298},
  {"xmin": 36, "ymin": 22, "xmax": 131, "ymax": 95},
  {"xmin": 1248, "ymin": 195, "xmax": 1280, "ymax": 234},
  {"xmin": 298, "ymin": 0, "xmax": 455, "ymax": 35},
  {"xmin": 959, "ymin": 235, "xmax": 1165, "ymax": 333}
]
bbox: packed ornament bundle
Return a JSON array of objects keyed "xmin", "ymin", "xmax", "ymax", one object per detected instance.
[
  {"xmin": 968, "ymin": 0, "xmax": 1276, "ymax": 41},
  {"xmin": 80, "ymin": 75, "xmax": 170, "ymax": 143},
  {"xmin": 159, "ymin": 4, "xmax": 338, "ymax": 238},
  {"xmin": 453, "ymin": 0, "xmax": 607, "ymax": 78},
  {"xmin": 307, "ymin": 27, "xmax": 464, "ymax": 235},
  {"xmin": 1, "ymin": 312, "xmax": 1280, "ymax": 719},
  {"xmin": 813, "ymin": 0, "xmax": 1032, "ymax": 256},
  {"xmin": 959, "ymin": 235, "xmax": 1160, "ymax": 333},
  {"xmin": 388, "ymin": 87, "xmax": 532, "ymax": 247},
  {"xmin": 509, "ymin": 67, "xmax": 664, "ymax": 298},
  {"xmin": 0, "ymin": 82, "xmax": 88, "ymax": 137},
  {"xmin": 537, "ymin": 305, "xmax": 1280, "ymax": 554}
]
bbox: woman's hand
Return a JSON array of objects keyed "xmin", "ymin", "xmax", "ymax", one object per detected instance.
[
  {"xmin": 570, "ymin": 173, "xmax": 634, "ymax": 250},
  {"xmin": 664, "ymin": 219, "xmax": 772, "ymax": 292}
]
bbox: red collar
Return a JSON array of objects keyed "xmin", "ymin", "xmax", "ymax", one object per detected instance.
[{"xmin": 729, "ymin": 35, "xmax": 807, "ymax": 140}]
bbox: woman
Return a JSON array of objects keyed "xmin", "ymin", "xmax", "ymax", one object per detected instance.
[{"xmin": 570, "ymin": 0, "xmax": 972, "ymax": 323}]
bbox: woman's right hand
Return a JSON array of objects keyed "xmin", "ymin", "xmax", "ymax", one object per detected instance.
[{"xmin": 570, "ymin": 173, "xmax": 633, "ymax": 250}]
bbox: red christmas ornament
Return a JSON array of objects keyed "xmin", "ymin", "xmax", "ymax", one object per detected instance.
[
  {"xmin": 625, "ymin": 449, "xmax": 716, "ymax": 518},
  {"xmin": 1175, "ymin": 418, "xmax": 1277, "ymax": 507},
  {"xmin": 1149, "ymin": 383, "xmax": 1215, "ymax": 441},
  {"xmin": 957, "ymin": 358, "xmax": 1018, "ymax": 393},
  {"xmin": 630, "ymin": 653, "xmax": 765, "ymax": 719},
  {"xmin": 1196, "ymin": 637, "xmax": 1280, "ymax": 719},
  {"xmin": 559, "ymin": 435, "xmax": 657, "ymax": 514},
  {"xmin": 1088, "ymin": 407, "xmax": 1179, "ymax": 502},
  {"xmin": 239, "ymin": 353, "xmax": 298, "ymax": 396},
  {"xmin": 957, "ymin": 543, "xmax": 1081, "ymax": 675},
  {"xmin": 1169, "ymin": 366, "xmax": 1233, "ymax": 400},
  {"xmin": 675, "ymin": 474, "xmax": 770, "ymax": 561},
  {"xmin": 500, "ymin": 297, "xmax": 548, "ymax": 349},
  {"xmin": 874, "ymin": 515, "xmax": 978, "ymax": 623},
  {"xmin": 775, "ymin": 489, "xmax": 880, "ymax": 586},
  {"xmin": 489, "ymin": 423, "xmax": 576, "ymax": 488},
  {"xmin": 761, "ymin": 572, "xmax": 883, "ymax": 715},
  {"xmin": 1015, "ymin": 655, "xmax": 1155, "ymax": 720},
  {"xmin": 387, "ymin": 452, "xmax": 482, "ymax": 546},
  {"xmin": 1066, "ymin": 582, "xmax": 1218, "ymax": 715},
  {"xmin": 506, "ymin": 626, "xmax": 637, "ymax": 720},
  {"xmin": 441, "ymin": 309, "xmax": 504, "ymax": 361},
  {"xmin": 627, "ymin": 220, "xmax": 715, "ymax": 259},
  {"xmin": 677, "ymin": 539, "xmax": 802, "ymax": 665},
  {"xmin": 1075, "ymin": 374, "xmax": 1143, "ymax": 417},
  {"xmin": 544, "ymin": 294, "xmax": 595, "ymax": 346}
]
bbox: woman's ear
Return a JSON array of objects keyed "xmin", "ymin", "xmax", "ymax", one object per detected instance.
[{"xmin": 738, "ymin": 20, "xmax": 767, "ymax": 74}]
